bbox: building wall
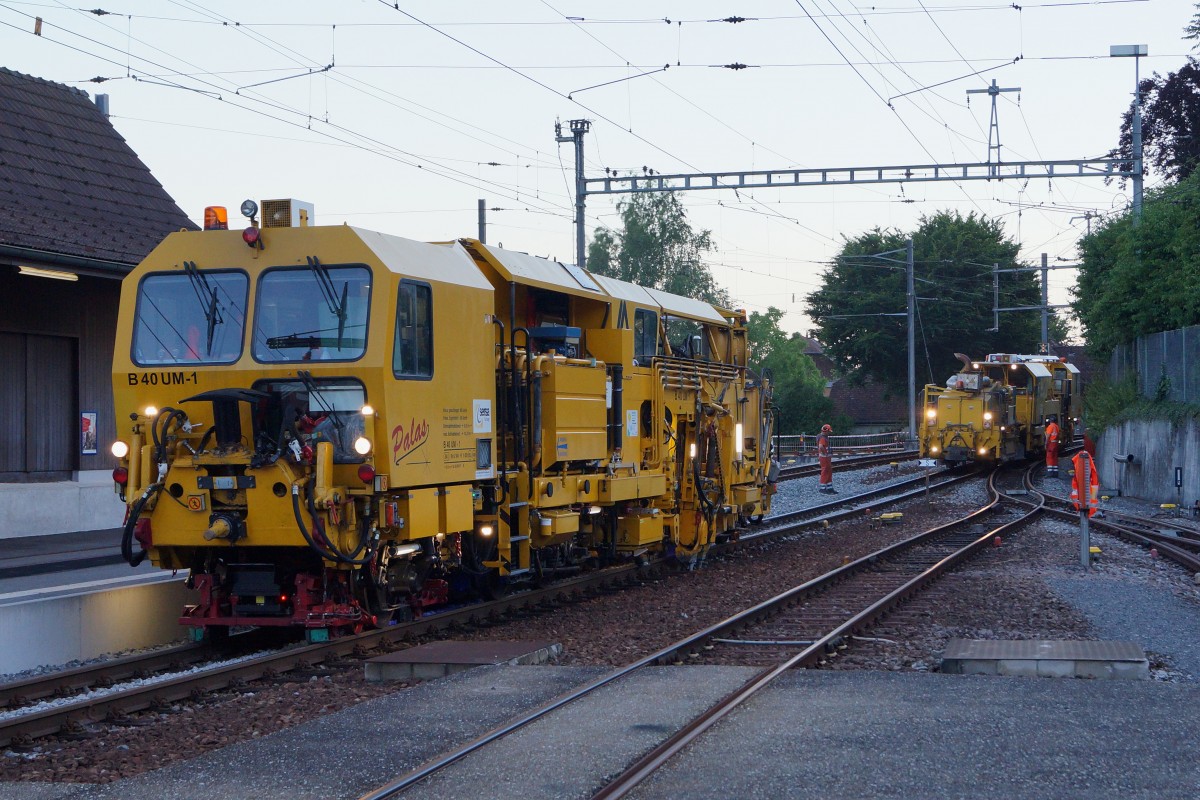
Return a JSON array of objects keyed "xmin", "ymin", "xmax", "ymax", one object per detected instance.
[
  {"xmin": 0, "ymin": 267, "xmax": 119, "ymax": 479},
  {"xmin": 1096, "ymin": 419, "xmax": 1199, "ymax": 512}
]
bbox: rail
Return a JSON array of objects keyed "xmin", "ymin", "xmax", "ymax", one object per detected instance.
[
  {"xmin": 774, "ymin": 431, "xmax": 907, "ymax": 460},
  {"xmin": 357, "ymin": 466, "xmax": 989, "ymax": 799}
]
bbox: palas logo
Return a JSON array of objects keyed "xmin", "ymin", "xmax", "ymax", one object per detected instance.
[{"xmin": 391, "ymin": 418, "xmax": 429, "ymax": 464}]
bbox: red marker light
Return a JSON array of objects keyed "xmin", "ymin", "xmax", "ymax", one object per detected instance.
[
  {"xmin": 242, "ymin": 226, "xmax": 261, "ymax": 248},
  {"xmin": 357, "ymin": 464, "xmax": 375, "ymax": 484},
  {"xmin": 133, "ymin": 518, "xmax": 153, "ymax": 549},
  {"xmin": 112, "ymin": 466, "xmax": 128, "ymax": 486}
]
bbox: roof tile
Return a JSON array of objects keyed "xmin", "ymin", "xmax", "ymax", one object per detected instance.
[{"xmin": 0, "ymin": 67, "xmax": 196, "ymax": 267}]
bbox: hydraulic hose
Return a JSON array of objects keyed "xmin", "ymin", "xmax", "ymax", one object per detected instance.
[
  {"xmin": 291, "ymin": 482, "xmax": 374, "ymax": 566},
  {"xmin": 307, "ymin": 478, "xmax": 372, "ymax": 562},
  {"xmin": 121, "ymin": 483, "xmax": 161, "ymax": 567}
]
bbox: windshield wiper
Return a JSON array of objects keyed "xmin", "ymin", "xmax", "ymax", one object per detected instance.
[
  {"xmin": 184, "ymin": 260, "xmax": 223, "ymax": 355},
  {"xmin": 264, "ymin": 331, "xmax": 364, "ymax": 352},
  {"xmin": 307, "ymin": 256, "xmax": 348, "ymax": 351}
]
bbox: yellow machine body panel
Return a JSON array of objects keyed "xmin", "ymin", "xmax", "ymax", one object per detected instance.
[
  {"xmin": 539, "ymin": 358, "xmax": 608, "ymax": 467},
  {"xmin": 108, "ymin": 216, "xmax": 776, "ymax": 635},
  {"xmin": 921, "ymin": 353, "xmax": 1082, "ymax": 465}
]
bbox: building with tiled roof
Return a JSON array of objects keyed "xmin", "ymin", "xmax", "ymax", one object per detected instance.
[
  {"xmin": 0, "ymin": 67, "xmax": 196, "ymax": 537},
  {"xmin": 801, "ymin": 336, "xmax": 907, "ymax": 432}
]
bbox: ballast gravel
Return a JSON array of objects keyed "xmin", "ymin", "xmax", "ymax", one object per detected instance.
[{"xmin": 1, "ymin": 461, "xmax": 1197, "ymax": 794}]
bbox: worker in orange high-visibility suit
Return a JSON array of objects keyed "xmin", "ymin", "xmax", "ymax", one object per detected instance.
[
  {"xmin": 1044, "ymin": 416, "xmax": 1061, "ymax": 477},
  {"xmin": 817, "ymin": 424, "xmax": 835, "ymax": 494}
]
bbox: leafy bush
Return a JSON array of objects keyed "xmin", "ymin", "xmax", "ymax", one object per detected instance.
[{"xmin": 1085, "ymin": 373, "xmax": 1200, "ymax": 432}]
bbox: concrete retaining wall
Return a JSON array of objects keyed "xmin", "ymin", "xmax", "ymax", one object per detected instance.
[
  {"xmin": 1096, "ymin": 419, "xmax": 1200, "ymax": 510},
  {"xmin": 0, "ymin": 469, "xmax": 126, "ymax": 539},
  {"xmin": 0, "ymin": 576, "xmax": 193, "ymax": 674}
]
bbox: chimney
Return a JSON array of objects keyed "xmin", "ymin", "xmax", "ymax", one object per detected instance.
[{"xmin": 95, "ymin": 94, "xmax": 109, "ymax": 117}]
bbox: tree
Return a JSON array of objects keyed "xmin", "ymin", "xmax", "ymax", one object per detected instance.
[
  {"xmin": 1108, "ymin": 58, "xmax": 1200, "ymax": 185},
  {"xmin": 1074, "ymin": 171, "xmax": 1200, "ymax": 355},
  {"xmin": 746, "ymin": 308, "xmax": 846, "ymax": 435},
  {"xmin": 806, "ymin": 211, "xmax": 1058, "ymax": 393},
  {"xmin": 587, "ymin": 192, "xmax": 730, "ymax": 306}
]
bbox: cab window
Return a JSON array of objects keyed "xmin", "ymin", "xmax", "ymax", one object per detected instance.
[
  {"xmin": 253, "ymin": 264, "xmax": 371, "ymax": 362},
  {"xmin": 393, "ymin": 280, "xmax": 433, "ymax": 379},
  {"xmin": 131, "ymin": 270, "xmax": 248, "ymax": 365},
  {"xmin": 666, "ymin": 317, "xmax": 708, "ymax": 360},
  {"xmin": 634, "ymin": 309, "xmax": 657, "ymax": 364}
]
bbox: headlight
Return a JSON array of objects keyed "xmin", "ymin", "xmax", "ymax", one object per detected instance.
[
  {"xmin": 983, "ymin": 412, "xmax": 993, "ymax": 421},
  {"xmin": 930, "ymin": 446, "xmax": 939, "ymax": 454},
  {"xmin": 353, "ymin": 436, "xmax": 372, "ymax": 455},
  {"xmin": 978, "ymin": 447, "xmax": 988, "ymax": 455},
  {"xmin": 111, "ymin": 440, "xmax": 129, "ymax": 458},
  {"xmin": 144, "ymin": 405, "xmax": 158, "ymax": 417},
  {"xmin": 926, "ymin": 409, "xmax": 937, "ymax": 420},
  {"xmin": 479, "ymin": 524, "xmax": 494, "ymax": 537},
  {"xmin": 361, "ymin": 404, "xmax": 375, "ymax": 416}
]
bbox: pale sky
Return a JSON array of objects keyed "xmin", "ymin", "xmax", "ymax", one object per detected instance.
[{"xmin": 2, "ymin": 1, "xmax": 1191, "ymax": 336}]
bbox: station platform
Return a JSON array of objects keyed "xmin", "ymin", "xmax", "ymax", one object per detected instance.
[
  {"xmin": 0, "ymin": 528, "xmax": 123, "ymax": 581},
  {"xmin": 0, "ymin": 528, "xmax": 187, "ymax": 676}
]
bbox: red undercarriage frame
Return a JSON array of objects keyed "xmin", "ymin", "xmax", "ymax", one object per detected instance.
[{"xmin": 179, "ymin": 571, "xmax": 450, "ymax": 633}]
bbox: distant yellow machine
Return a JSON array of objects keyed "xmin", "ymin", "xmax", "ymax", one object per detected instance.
[
  {"xmin": 919, "ymin": 352, "xmax": 1081, "ymax": 465},
  {"xmin": 110, "ymin": 199, "xmax": 775, "ymax": 641}
]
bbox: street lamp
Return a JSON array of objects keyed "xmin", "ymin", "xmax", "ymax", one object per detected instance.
[{"xmin": 1110, "ymin": 44, "xmax": 1148, "ymax": 221}]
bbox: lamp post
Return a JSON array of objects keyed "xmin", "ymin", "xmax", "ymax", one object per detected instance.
[{"xmin": 1110, "ymin": 44, "xmax": 1147, "ymax": 221}]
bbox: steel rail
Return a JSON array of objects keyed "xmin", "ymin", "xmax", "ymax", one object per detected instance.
[
  {"xmin": 359, "ymin": 466, "xmax": 995, "ymax": 799},
  {"xmin": 1, "ymin": 464, "xmax": 973, "ymax": 750},
  {"xmin": 0, "ymin": 642, "xmax": 210, "ymax": 710},
  {"xmin": 777, "ymin": 450, "xmax": 915, "ymax": 481},
  {"xmin": 0, "ymin": 562, "xmax": 649, "ymax": 748},
  {"xmin": 589, "ymin": 465, "xmax": 1044, "ymax": 799},
  {"xmin": 1031, "ymin": 485, "xmax": 1200, "ymax": 573}
]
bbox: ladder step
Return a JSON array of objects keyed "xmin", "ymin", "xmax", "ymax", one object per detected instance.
[
  {"xmin": 508, "ymin": 502, "xmax": 530, "ymax": 509},
  {"xmin": 509, "ymin": 535, "xmax": 529, "ymax": 542},
  {"xmin": 507, "ymin": 568, "xmax": 533, "ymax": 576}
]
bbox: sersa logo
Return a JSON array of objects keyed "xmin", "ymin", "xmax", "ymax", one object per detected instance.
[{"xmin": 391, "ymin": 418, "xmax": 430, "ymax": 464}]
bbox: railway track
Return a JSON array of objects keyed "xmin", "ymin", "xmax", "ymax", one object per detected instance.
[
  {"xmin": 0, "ymin": 457, "xmax": 967, "ymax": 751},
  {"xmin": 776, "ymin": 448, "xmax": 914, "ymax": 480},
  {"xmin": 1031, "ymin": 472, "xmax": 1200, "ymax": 573},
  {"xmin": 357, "ymin": 463, "xmax": 1013, "ymax": 799}
]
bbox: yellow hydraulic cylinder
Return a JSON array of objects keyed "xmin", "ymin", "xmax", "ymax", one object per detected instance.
[
  {"xmin": 314, "ymin": 440, "xmax": 335, "ymax": 508},
  {"xmin": 127, "ymin": 430, "xmax": 143, "ymax": 497}
]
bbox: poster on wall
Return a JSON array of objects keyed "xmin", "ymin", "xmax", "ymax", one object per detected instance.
[{"xmin": 81, "ymin": 411, "xmax": 97, "ymax": 455}]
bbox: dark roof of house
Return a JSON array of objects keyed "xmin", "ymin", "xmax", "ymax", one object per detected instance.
[
  {"xmin": 0, "ymin": 67, "xmax": 196, "ymax": 270},
  {"xmin": 829, "ymin": 379, "xmax": 908, "ymax": 425}
]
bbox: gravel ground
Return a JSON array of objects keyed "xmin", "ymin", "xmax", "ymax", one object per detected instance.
[{"xmin": 3, "ymin": 462, "xmax": 1197, "ymax": 786}]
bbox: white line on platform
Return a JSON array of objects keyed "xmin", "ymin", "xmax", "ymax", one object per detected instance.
[{"xmin": 0, "ymin": 571, "xmax": 186, "ymax": 604}]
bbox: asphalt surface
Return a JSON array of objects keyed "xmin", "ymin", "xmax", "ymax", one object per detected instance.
[{"xmin": 6, "ymin": 664, "xmax": 1195, "ymax": 800}]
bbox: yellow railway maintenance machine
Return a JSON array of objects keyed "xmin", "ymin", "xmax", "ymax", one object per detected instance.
[
  {"xmin": 919, "ymin": 353, "xmax": 1081, "ymax": 466},
  {"xmin": 110, "ymin": 201, "xmax": 774, "ymax": 641}
]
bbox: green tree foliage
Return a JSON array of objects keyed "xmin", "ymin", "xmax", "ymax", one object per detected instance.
[
  {"xmin": 587, "ymin": 192, "xmax": 730, "ymax": 306},
  {"xmin": 1074, "ymin": 171, "xmax": 1200, "ymax": 355},
  {"xmin": 746, "ymin": 308, "xmax": 847, "ymax": 434},
  {"xmin": 1108, "ymin": 58, "xmax": 1200, "ymax": 184},
  {"xmin": 807, "ymin": 211, "xmax": 1055, "ymax": 392}
]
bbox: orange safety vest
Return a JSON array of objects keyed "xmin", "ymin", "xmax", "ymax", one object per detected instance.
[
  {"xmin": 1070, "ymin": 452, "xmax": 1100, "ymax": 517},
  {"xmin": 1046, "ymin": 421, "xmax": 1060, "ymax": 447}
]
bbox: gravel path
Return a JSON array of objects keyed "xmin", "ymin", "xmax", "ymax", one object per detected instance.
[{"xmin": 3, "ymin": 462, "xmax": 1197, "ymax": 786}]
